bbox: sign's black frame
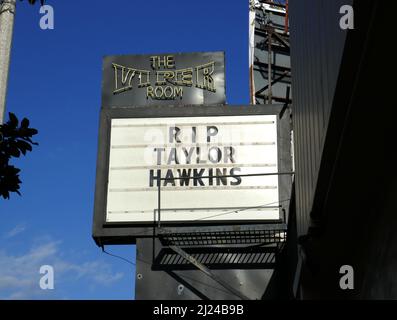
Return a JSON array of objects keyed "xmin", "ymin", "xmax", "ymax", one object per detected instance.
[
  {"xmin": 102, "ymin": 51, "xmax": 226, "ymax": 108},
  {"xmin": 92, "ymin": 104, "xmax": 292, "ymax": 245}
]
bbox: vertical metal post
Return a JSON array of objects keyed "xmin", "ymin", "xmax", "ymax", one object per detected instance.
[
  {"xmin": 153, "ymin": 175, "xmax": 161, "ymax": 261},
  {"xmin": 157, "ymin": 175, "xmax": 161, "ymax": 228},
  {"xmin": 267, "ymin": 29, "xmax": 273, "ymax": 104},
  {"xmin": 0, "ymin": 0, "xmax": 16, "ymax": 124},
  {"xmin": 285, "ymin": 0, "xmax": 289, "ymax": 34}
]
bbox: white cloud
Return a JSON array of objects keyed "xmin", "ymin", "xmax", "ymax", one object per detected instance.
[
  {"xmin": 0, "ymin": 240, "xmax": 124, "ymax": 299},
  {"xmin": 3, "ymin": 224, "xmax": 27, "ymax": 239}
]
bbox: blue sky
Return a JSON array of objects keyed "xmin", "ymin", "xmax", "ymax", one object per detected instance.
[{"xmin": 0, "ymin": 0, "xmax": 249, "ymax": 299}]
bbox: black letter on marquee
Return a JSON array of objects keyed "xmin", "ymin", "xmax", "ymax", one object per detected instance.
[
  {"xmin": 216, "ymin": 168, "xmax": 228, "ymax": 186},
  {"xmin": 207, "ymin": 126, "xmax": 218, "ymax": 143},
  {"xmin": 230, "ymin": 168, "xmax": 242, "ymax": 186},
  {"xmin": 182, "ymin": 147, "xmax": 195, "ymax": 164},
  {"xmin": 167, "ymin": 148, "xmax": 179, "ymax": 164},
  {"xmin": 149, "ymin": 169, "xmax": 161, "ymax": 187},
  {"xmin": 164, "ymin": 169, "xmax": 176, "ymax": 186},
  {"xmin": 177, "ymin": 169, "xmax": 192, "ymax": 186},
  {"xmin": 208, "ymin": 168, "xmax": 214, "ymax": 186},
  {"xmin": 208, "ymin": 147, "xmax": 222, "ymax": 164},
  {"xmin": 225, "ymin": 147, "xmax": 236, "ymax": 163},
  {"xmin": 192, "ymin": 127, "xmax": 197, "ymax": 143},
  {"xmin": 169, "ymin": 127, "xmax": 181, "ymax": 143},
  {"xmin": 154, "ymin": 148, "xmax": 165, "ymax": 165},
  {"xmin": 193, "ymin": 169, "xmax": 205, "ymax": 186}
]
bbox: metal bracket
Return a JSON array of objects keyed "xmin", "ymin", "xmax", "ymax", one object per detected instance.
[{"xmin": 168, "ymin": 245, "xmax": 250, "ymax": 300}]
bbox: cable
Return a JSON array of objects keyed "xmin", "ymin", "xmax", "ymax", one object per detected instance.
[
  {"xmin": 102, "ymin": 246, "xmax": 136, "ymax": 266},
  {"xmin": 136, "ymin": 257, "xmax": 233, "ymax": 296},
  {"xmin": 102, "ymin": 249, "xmax": 244, "ymax": 298},
  {"xmin": 191, "ymin": 198, "xmax": 291, "ymax": 221},
  {"xmin": 125, "ymin": 198, "xmax": 292, "ymax": 238}
]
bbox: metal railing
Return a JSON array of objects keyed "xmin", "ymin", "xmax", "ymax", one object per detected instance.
[{"xmin": 154, "ymin": 171, "xmax": 294, "ymax": 245}]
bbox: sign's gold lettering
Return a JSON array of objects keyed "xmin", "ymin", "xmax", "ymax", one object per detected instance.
[
  {"xmin": 113, "ymin": 63, "xmax": 151, "ymax": 94},
  {"xmin": 150, "ymin": 55, "xmax": 175, "ymax": 69},
  {"xmin": 137, "ymin": 69, "xmax": 151, "ymax": 88},
  {"xmin": 156, "ymin": 71, "xmax": 175, "ymax": 86},
  {"xmin": 146, "ymin": 86, "xmax": 183, "ymax": 100},
  {"xmin": 174, "ymin": 86, "xmax": 183, "ymax": 98},
  {"xmin": 167, "ymin": 56, "xmax": 175, "ymax": 68},
  {"xmin": 195, "ymin": 62, "xmax": 216, "ymax": 92},
  {"xmin": 146, "ymin": 86, "xmax": 154, "ymax": 99},
  {"xmin": 112, "ymin": 63, "xmax": 136, "ymax": 94},
  {"xmin": 175, "ymin": 68, "xmax": 193, "ymax": 86},
  {"xmin": 113, "ymin": 57, "xmax": 216, "ymax": 99}
]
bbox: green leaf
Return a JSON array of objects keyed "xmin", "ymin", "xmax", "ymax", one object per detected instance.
[
  {"xmin": 26, "ymin": 128, "xmax": 38, "ymax": 136},
  {"xmin": 10, "ymin": 146, "xmax": 21, "ymax": 158},
  {"xmin": 8, "ymin": 113, "xmax": 18, "ymax": 128},
  {"xmin": 21, "ymin": 118, "xmax": 30, "ymax": 128},
  {"xmin": 16, "ymin": 140, "xmax": 33, "ymax": 155},
  {"xmin": 0, "ymin": 114, "xmax": 38, "ymax": 199},
  {"xmin": 22, "ymin": 0, "xmax": 45, "ymax": 5}
]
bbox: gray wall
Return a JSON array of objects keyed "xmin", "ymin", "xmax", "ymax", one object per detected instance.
[{"xmin": 289, "ymin": 0, "xmax": 353, "ymax": 236}]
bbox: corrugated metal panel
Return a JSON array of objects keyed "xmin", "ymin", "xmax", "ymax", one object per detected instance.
[{"xmin": 289, "ymin": 0, "xmax": 353, "ymax": 235}]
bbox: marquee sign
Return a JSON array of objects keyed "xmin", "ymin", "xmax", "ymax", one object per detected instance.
[
  {"xmin": 101, "ymin": 52, "xmax": 225, "ymax": 107},
  {"xmin": 93, "ymin": 105, "xmax": 292, "ymax": 245}
]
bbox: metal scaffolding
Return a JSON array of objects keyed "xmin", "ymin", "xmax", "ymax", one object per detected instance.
[{"xmin": 250, "ymin": 0, "xmax": 291, "ymax": 105}]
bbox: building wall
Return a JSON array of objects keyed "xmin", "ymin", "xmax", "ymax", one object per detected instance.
[
  {"xmin": 294, "ymin": 0, "xmax": 397, "ymax": 298},
  {"xmin": 289, "ymin": 0, "xmax": 353, "ymax": 235}
]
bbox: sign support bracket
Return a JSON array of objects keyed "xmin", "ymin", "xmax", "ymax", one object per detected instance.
[{"xmin": 168, "ymin": 244, "xmax": 250, "ymax": 300}]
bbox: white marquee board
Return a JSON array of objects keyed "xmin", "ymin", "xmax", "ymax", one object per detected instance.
[{"xmin": 105, "ymin": 114, "xmax": 280, "ymax": 223}]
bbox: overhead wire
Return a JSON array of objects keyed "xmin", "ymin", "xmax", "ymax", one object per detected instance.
[{"xmin": 102, "ymin": 246, "xmax": 136, "ymax": 266}]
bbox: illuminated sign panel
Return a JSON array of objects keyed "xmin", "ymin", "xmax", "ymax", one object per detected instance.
[
  {"xmin": 106, "ymin": 114, "xmax": 279, "ymax": 223},
  {"xmin": 102, "ymin": 52, "xmax": 225, "ymax": 107},
  {"xmin": 93, "ymin": 104, "xmax": 292, "ymax": 245}
]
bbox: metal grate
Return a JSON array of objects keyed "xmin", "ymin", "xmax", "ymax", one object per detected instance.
[
  {"xmin": 152, "ymin": 246, "xmax": 278, "ymax": 270},
  {"xmin": 158, "ymin": 228, "xmax": 286, "ymax": 246}
]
